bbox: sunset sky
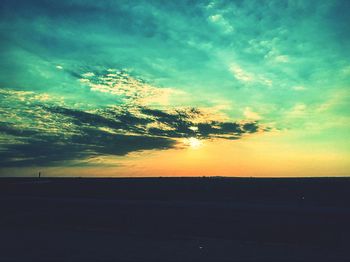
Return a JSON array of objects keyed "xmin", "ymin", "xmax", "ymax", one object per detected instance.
[{"xmin": 0, "ymin": 0, "xmax": 349, "ymax": 177}]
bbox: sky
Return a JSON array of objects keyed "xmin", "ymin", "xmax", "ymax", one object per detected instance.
[{"xmin": 0, "ymin": 0, "xmax": 349, "ymax": 177}]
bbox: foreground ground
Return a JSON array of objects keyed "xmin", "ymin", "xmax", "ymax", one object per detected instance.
[{"xmin": 0, "ymin": 177, "xmax": 349, "ymax": 261}]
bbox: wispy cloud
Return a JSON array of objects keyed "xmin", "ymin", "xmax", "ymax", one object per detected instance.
[
  {"xmin": 228, "ymin": 63, "xmax": 272, "ymax": 87},
  {"xmin": 78, "ymin": 68, "xmax": 182, "ymax": 106},
  {"xmin": 229, "ymin": 64, "xmax": 254, "ymax": 82},
  {"xmin": 208, "ymin": 13, "xmax": 234, "ymax": 33}
]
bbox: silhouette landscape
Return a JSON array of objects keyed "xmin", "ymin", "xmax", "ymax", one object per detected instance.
[{"xmin": 1, "ymin": 177, "xmax": 350, "ymax": 261}]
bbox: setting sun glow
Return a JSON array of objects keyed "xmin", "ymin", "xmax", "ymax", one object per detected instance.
[{"xmin": 186, "ymin": 137, "xmax": 202, "ymax": 149}]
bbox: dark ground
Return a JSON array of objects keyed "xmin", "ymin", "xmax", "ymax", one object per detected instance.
[{"xmin": 0, "ymin": 177, "xmax": 349, "ymax": 261}]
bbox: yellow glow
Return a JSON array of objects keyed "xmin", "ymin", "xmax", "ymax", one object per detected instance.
[
  {"xmin": 11, "ymin": 130, "xmax": 349, "ymax": 178},
  {"xmin": 186, "ymin": 137, "xmax": 202, "ymax": 149}
]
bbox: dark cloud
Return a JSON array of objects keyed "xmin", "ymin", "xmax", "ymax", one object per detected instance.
[
  {"xmin": 140, "ymin": 107, "xmax": 195, "ymax": 137},
  {"xmin": 219, "ymin": 122, "xmax": 241, "ymax": 133},
  {"xmin": 0, "ymin": 122, "xmax": 38, "ymax": 137},
  {"xmin": 46, "ymin": 107, "xmax": 124, "ymax": 130},
  {"xmin": 72, "ymin": 128, "xmax": 175, "ymax": 156},
  {"xmin": 0, "ymin": 104, "xmax": 264, "ymax": 167},
  {"xmin": 139, "ymin": 107, "xmax": 259, "ymax": 139},
  {"xmin": 0, "ymin": 124, "xmax": 175, "ymax": 167},
  {"xmin": 242, "ymin": 122, "xmax": 259, "ymax": 133}
]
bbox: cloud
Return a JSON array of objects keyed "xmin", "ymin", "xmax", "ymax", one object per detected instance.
[
  {"xmin": 78, "ymin": 68, "xmax": 181, "ymax": 106},
  {"xmin": 229, "ymin": 64, "xmax": 254, "ymax": 82},
  {"xmin": 208, "ymin": 14, "xmax": 234, "ymax": 33},
  {"xmin": 0, "ymin": 126, "xmax": 175, "ymax": 167},
  {"xmin": 292, "ymin": 86, "xmax": 306, "ymax": 91},
  {"xmin": 287, "ymin": 103, "xmax": 307, "ymax": 118},
  {"xmin": 228, "ymin": 63, "xmax": 273, "ymax": 87},
  {"xmin": 274, "ymin": 55, "xmax": 289, "ymax": 63},
  {"xmin": 0, "ymin": 88, "xmax": 265, "ymax": 167},
  {"xmin": 243, "ymin": 107, "xmax": 262, "ymax": 120}
]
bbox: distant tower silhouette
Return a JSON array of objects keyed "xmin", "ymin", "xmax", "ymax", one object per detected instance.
[{"xmin": 38, "ymin": 171, "xmax": 41, "ymax": 179}]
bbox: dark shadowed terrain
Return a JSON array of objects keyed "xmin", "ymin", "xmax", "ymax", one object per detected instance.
[{"xmin": 0, "ymin": 177, "xmax": 349, "ymax": 261}]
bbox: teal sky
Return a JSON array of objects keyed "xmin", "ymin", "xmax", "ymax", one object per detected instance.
[{"xmin": 0, "ymin": 0, "xmax": 349, "ymax": 177}]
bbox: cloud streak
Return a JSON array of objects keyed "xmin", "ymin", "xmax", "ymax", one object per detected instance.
[{"xmin": 0, "ymin": 88, "xmax": 263, "ymax": 167}]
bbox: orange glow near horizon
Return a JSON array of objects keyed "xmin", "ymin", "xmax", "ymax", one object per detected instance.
[{"xmin": 3, "ymin": 130, "xmax": 348, "ymax": 178}]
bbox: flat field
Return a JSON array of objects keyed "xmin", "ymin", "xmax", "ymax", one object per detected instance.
[{"xmin": 0, "ymin": 177, "xmax": 349, "ymax": 261}]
